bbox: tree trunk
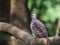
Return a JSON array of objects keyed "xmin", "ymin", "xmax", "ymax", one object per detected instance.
[{"xmin": 10, "ymin": 0, "xmax": 31, "ymax": 33}]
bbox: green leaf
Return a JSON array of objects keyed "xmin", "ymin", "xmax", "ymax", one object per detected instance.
[
  {"xmin": 32, "ymin": 8, "xmax": 40, "ymax": 14},
  {"xmin": 36, "ymin": 0, "xmax": 42, "ymax": 8},
  {"xmin": 32, "ymin": 32, "xmax": 36, "ymax": 38},
  {"xmin": 43, "ymin": 1, "xmax": 52, "ymax": 8},
  {"xmin": 28, "ymin": 0, "xmax": 33, "ymax": 10}
]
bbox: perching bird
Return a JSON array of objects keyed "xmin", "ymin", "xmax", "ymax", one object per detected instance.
[
  {"xmin": 30, "ymin": 14, "xmax": 50, "ymax": 45},
  {"xmin": 30, "ymin": 14, "xmax": 48, "ymax": 38}
]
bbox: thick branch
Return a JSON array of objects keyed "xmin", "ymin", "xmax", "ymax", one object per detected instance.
[
  {"xmin": 0, "ymin": 22, "xmax": 33, "ymax": 43},
  {"xmin": 33, "ymin": 36, "xmax": 60, "ymax": 45},
  {"xmin": 0, "ymin": 22, "xmax": 60, "ymax": 45}
]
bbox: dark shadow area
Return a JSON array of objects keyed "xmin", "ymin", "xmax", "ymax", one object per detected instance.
[
  {"xmin": 0, "ymin": 0, "xmax": 10, "ymax": 23},
  {"xmin": 0, "ymin": 0, "xmax": 10, "ymax": 45},
  {"xmin": 0, "ymin": 31, "xmax": 10, "ymax": 45}
]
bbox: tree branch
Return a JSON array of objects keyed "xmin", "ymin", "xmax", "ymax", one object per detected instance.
[
  {"xmin": 0, "ymin": 22, "xmax": 60, "ymax": 45},
  {"xmin": 0, "ymin": 22, "xmax": 33, "ymax": 44},
  {"xmin": 55, "ymin": 18, "xmax": 60, "ymax": 36}
]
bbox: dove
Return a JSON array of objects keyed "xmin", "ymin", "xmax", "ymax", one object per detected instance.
[
  {"xmin": 30, "ymin": 14, "xmax": 50, "ymax": 45},
  {"xmin": 30, "ymin": 14, "xmax": 48, "ymax": 38}
]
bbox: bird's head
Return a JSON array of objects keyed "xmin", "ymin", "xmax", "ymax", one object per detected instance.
[{"xmin": 31, "ymin": 14, "xmax": 37, "ymax": 19}]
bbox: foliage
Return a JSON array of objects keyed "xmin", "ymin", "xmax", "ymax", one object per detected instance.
[{"xmin": 28, "ymin": 0, "xmax": 60, "ymax": 37}]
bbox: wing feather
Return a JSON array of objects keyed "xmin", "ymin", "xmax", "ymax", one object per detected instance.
[{"xmin": 30, "ymin": 19, "xmax": 48, "ymax": 37}]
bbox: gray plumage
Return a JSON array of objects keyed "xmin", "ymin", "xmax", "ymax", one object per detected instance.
[{"xmin": 30, "ymin": 14, "xmax": 48, "ymax": 38}]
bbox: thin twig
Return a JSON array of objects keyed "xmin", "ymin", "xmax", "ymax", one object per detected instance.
[{"xmin": 55, "ymin": 18, "xmax": 60, "ymax": 37}]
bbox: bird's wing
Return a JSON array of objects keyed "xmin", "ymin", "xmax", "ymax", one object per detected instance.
[
  {"xmin": 30, "ymin": 19, "xmax": 48, "ymax": 37},
  {"xmin": 34, "ymin": 19, "xmax": 46, "ymax": 31},
  {"xmin": 36, "ymin": 19, "xmax": 45, "ymax": 28},
  {"xmin": 30, "ymin": 19, "xmax": 46, "ymax": 34}
]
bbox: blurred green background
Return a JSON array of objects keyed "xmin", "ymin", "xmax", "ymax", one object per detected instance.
[{"xmin": 28, "ymin": 0, "xmax": 60, "ymax": 37}]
